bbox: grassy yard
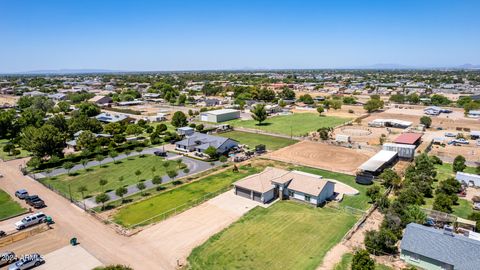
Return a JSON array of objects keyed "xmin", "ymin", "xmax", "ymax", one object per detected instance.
[
  {"xmin": 188, "ymin": 201, "xmax": 359, "ymax": 270},
  {"xmin": 334, "ymin": 253, "xmax": 392, "ymax": 270},
  {"xmin": 39, "ymin": 155, "xmax": 180, "ymax": 200},
  {"xmin": 0, "ymin": 139, "xmax": 31, "ymax": 161},
  {"xmin": 113, "ymin": 165, "xmax": 263, "ymax": 227},
  {"xmin": 293, "ymin": 166, "xmax": 372, "ymax": 211},
  {"xmin": 0, "ymin": 189, "xmax": 26, "ymax": 220},
  {"xmin": 434, "ymin": 162, "xmax": 477, "ymax": 181},
  {"xmin": 226, "ymin": 113, "xmax": 350, "ymax": 136},
  {"xmin": 217, "ymin": 131, "xmax": 297, "ymax": 151}
]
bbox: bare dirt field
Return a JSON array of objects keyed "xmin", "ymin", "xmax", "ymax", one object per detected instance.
[
  {"xmin": 266, "ymin": 141, "xmax": 373, "ymax": 174},
  {"xmin": 0, "ymin": 95, "xmax": 18, "ymax": 106},
  {"xmin": 430, "ymin": 143, "xmax": 480, "ymax": 164}
]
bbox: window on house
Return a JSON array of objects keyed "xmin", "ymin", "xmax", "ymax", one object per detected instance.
[
  {"xmin": 289, "ymin": 190, "xmax": 294, "ymax": 197},
  {"xmin": 305, "ymin": 195, "xmax": 311, "ymax": 202}
]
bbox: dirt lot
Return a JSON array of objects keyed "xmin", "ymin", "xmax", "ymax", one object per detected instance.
[
  {"xmin": 430, "ymin": 143, "xmax": 480, "ymax": 164},
  {"xmin": 0, "ymin": 95, "xmax": 18, "ymax": 106},
  {"xmin": 266, "ymin": 141, "xmax": 373, "ymax": 174},
  {"xmin": 37, "ymin": 245, "xmax": 102, "ymax": 270}
]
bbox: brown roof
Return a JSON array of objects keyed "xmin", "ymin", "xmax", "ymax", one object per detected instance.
[
  {"xmin": 234, "ymin": 167, "xmax": 289, "ymax": 193},
  {"xmin": 234, "ymin": 167, "xmax": 334, "ymax": 196}
]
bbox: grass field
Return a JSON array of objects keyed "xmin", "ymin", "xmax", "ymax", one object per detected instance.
[
  {"xmin": 40, "ymin": 155, "xmax": 180, "ymax": 200},
  {"xmin": 188, "ymin": 201, "xmax": 358, "ymax": 270},
  {"xmin": 226, "ymin": 113, "xmax": 349, "ymax": 136},
  {"xmin": 0, "ymin": 139, "xmax": 31, "ymax": 161},
  {"xmin": 435, "ymin": 163, "xmax": 477, "ymax": 181},
  {"xmin": 293, "ymin": 166, "xmax": 371, "ymax": 211},
  {"xmin": 217, "ymin": 131, "xmax": 297, "ymax": 151},
  {"xmin": 113, "ymin": 165, "xmax": 263, "ymax": 227},
  {"xmin": 0, "ymin": 189, "xmax": 26, "ymax": 220},
  {"xmin": 334, "ymin": 253, "xmax": 392, "ymax": 270}
]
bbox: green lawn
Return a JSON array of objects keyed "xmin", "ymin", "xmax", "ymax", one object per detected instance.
[
  {"xmin": 39, "ymin": 155, "xmax": 180, "ymax": 200},
  {"xmin": 434, "ymin": 163, "xmax": 477, "ymax": 181},
  {"xmin": 421, "ymin": 163, "xmax": 478, "ymax": 219},
  {"xmin": 334, "ymin": 253, "xmax": 392, "ymax": 270},
  {"xmin": 188, "ymin": 201, "xmax": 359, "ymax": 270},
  {"xmin": 293, "ymin": 166, "xmax": 372, "ymax": 211},
  {"xmin": 0, "ymin": 189, "xmax": 26, "ymax": 220},
  {"xmin": 0, "ymin": 139, "xmax": 31, "ymax": 161},
  {"xmin": 217, "ymin": 131, "xmax": 297, "ymax": 151},
  {"xmin": 113, "ymin": 165, "xmax": 263, "ymax": 227},
  {"xmin": 226, "ymin": 113, "xmax": 350, "ymax": 136}
]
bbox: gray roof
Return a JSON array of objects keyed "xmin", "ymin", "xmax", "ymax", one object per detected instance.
[
  {"xmin": 401, "ymin": 223, "xmax": 480, "ymax": 270},
  {"xmin": 176, "ymin": 132, "xmax": 235, "ymax": 150}
]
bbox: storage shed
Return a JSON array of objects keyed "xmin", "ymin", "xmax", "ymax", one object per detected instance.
[
  {"xmin": 356, "ymin": 150, "xmax": 398, "ymax": 184},
  {"xmin": 383, "ymin": 143, "xmax": 416, "ymax": 160},
  {"xmin": 200, "ymin": 109, "xmax": 240, "ymax": 123},
  {"xmin": 394, "ymin": 133, "xmax": 423, "ymax": 146}
]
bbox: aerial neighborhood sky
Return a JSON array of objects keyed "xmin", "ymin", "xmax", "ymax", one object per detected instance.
[{"xmin": 0, "ymin": 0, "xmax": 479, "ymax": 73}]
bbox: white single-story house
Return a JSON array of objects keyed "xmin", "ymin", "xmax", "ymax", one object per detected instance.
[
  {"xmin": 95, "ymin": 112, "xmax": 129, "ymax": 123},
  {"xmin": 456, "ymin": 172, "xmax": 480, "ymax": 187},
  {"xmin": 175, "ymin": 132, "xmax": 238, "ymax": 154},
  {"xmin": 234, "ymin": 167, "xmax": 335, "ymax": 206},
  {"xmin": 199, "ymin": 109, "xmax": 240, "ymax": 123}
]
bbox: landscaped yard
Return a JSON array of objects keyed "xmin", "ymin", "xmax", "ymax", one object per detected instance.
[
  {"xmin": 434, "ymin": 162, "xmax": 477, "ymax": 181},
  {"xmin": 226, "ymin": 113, "xmax": 350, "ymax": 136},
  {"xmin": 0, "ymin": 139, "xmax": 31, "ymax": 161},
  {"xmin": 334, "ymin": 253, "xmax": 392, "ymax": 270},
  {"xmin": 39, "ymin": 155, "xmax": 181, "ymax": 200},
  {"xmin": 113, "ymin": 165, "xmax": 263, "ymax": 227},
  {"xmin": 0, "ymin": 189, "xmax": 26, "ymax": 220},
  {"xmin": 188, "ymin": 201, "xmax": 359, "ymax": 270},
  {"xmin": 293, "ymin": 166, "xmax": 372, "ymax": 211},
  {"xmin": 217, "ymin": 130, "xmax": 297, "ymax": 151}
]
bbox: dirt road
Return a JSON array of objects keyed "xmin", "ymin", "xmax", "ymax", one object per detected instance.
[{"xmin": 0, "ymin": 158, "xmax": 259, "ymax": 270}]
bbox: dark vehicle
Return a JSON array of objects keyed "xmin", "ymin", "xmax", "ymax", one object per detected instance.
[
  {"xmin": 25, "ymin": 196, "xmax": 45, "ymax": 208},
  {"xmin": 25, "ymin": 195, "xmax": 39, "ymax": 205},
  {"xmin": 0, "ymin": 230, "xmax": 6, "ymax": 237},
  {"xmin": 153, "ymin": 150, "xmax": 167, "ymax": 157},
  {"xmin": 1, "ymin": 252, "xmax": 16, "ymax": 267}
]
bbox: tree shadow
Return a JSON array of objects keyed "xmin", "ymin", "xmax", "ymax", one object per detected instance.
[{"xmin": 255, "ymin": 122, "xmax": 272, "ymax": 126}]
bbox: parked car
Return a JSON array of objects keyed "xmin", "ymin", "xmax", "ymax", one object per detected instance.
[
  {"xmin": 153, "ymin": 150, "xmax": 167, "ymax": 157},
  {"xmin": 14, "ymin": 189, "xmax": 29, "ymax": 199},
  {"xmin": 15, "ymin": 213, "xmax": 46, "ymax": 230},
  {"xmin": 0, "ymin": 252, "xmax": 16, "ymax": 267},
  {"xmin": 455, "ymin": 138, "xmax": 470, "ymax": 144},
  {"xmin": 8, "ymin": 253, "xmax": 44, "ymax": 270},
  {"xmin": 25, "ymin": 196, "xmax": 45, "ymax": 208},
  {"xmin": 444, "ymin": 132, "xmax": 456, "ymax": 137}
]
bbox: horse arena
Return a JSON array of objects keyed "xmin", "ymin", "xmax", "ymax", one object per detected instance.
[
  {"xmin": 340, "ymin": 126, "xmax": 372, "ymax": 136},
  {"xmin": 266, "ymin": 141, "xmax": 373, "ymax": 174}
]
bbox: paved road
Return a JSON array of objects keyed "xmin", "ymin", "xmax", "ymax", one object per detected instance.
[
  {"xmin": 81, "ymin": 154, "xmax": 220, "ymax": 208},
  {"xmin": 32, "ymin": 147, "xmax": 168, "ymax": 179}
]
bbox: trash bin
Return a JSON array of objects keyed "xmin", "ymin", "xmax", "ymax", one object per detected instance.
[{"xmin": 70, "ymin": 237, "xmax": 77, "ymax": 246}]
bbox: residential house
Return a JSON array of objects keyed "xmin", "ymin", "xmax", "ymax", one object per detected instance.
[
  {"xmin": 95, "ymin": 112, "xmax": 128, "ymax": 123},
  {"xmin": 175, "ymin": 132, "xmax": 238, "ymax": 155},
  {"xmin": 88, "ymin": 95, "xmax": 112, "ymax": 105},
  {"xmin": 234, "ymin": 167, "xmax": 335, "ymax": 206},
  {"xmin": 401, "ymin": 223, "xmax": 480, "ymax": 270}
]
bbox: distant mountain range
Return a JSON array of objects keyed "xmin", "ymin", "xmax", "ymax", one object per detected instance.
[{"xmin": 3, "ymin": 64, "xmax": 480, "ymax": 75}]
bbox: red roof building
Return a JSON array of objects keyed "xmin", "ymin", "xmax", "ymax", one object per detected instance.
[{"xmin": 394, "ymin": 133, "xmax": 423, "ymax": 145}]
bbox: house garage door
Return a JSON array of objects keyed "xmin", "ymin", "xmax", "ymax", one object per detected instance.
[
  {"xmin": 253, "ymin": 192, "xmax": 262, "ymax": 202},
  {"xmin": 236, "ymin": 187, "xmax": 251, "ymax": 199}
]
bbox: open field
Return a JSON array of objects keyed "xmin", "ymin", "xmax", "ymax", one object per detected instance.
[
  {"xmin": 113, "ymin": 164, "xmax": 263, "ymax": 227},
  {"xmin": 39, "ymin": 155, "xmax": 180, "ymax": 200},
  {"xmin": 0, "ymin": 189, "xmax": 26, "ymax": 220},
  {"xmin": 226, "ymin": 113, "xmax": 350, "ymax": 136},
  {"xmin": 217, "ymin": 130, "xmax": 297, "ymax": 151},
  {"xmin": 267, "ymin": 141, "xmax": 373, "ymax": 174},
  {"xmin": 334, "ymin": 253, "xmax": 392, "ymax": 270},
  {"xmin": 188, "ymin": 201, "xmax": 358, "ymax": 270}
]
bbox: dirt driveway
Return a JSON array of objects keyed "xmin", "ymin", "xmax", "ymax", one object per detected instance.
[
  {"xmin": 0, "ymin": 158, "xmax": 261, "ymax": 270},
  {"xmin": 132, "ymin": 190, "xmax": 262, "ymax": 268},
  {"xmin": 37, "ymin": 245, "xmax": 102, "ymax": 270},
  {"xmin": 267, "ymin": 141, "xmax": 373, "ymax": 174}
]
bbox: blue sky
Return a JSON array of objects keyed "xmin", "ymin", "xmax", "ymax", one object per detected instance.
[{"xmin": 1, "ymin": 0, "xmax": 479, "ymax": 72}]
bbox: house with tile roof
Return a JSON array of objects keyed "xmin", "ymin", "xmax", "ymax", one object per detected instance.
[{"xmin": 233, "ymin": 167, "xmax": 335, "ymax": 205}]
